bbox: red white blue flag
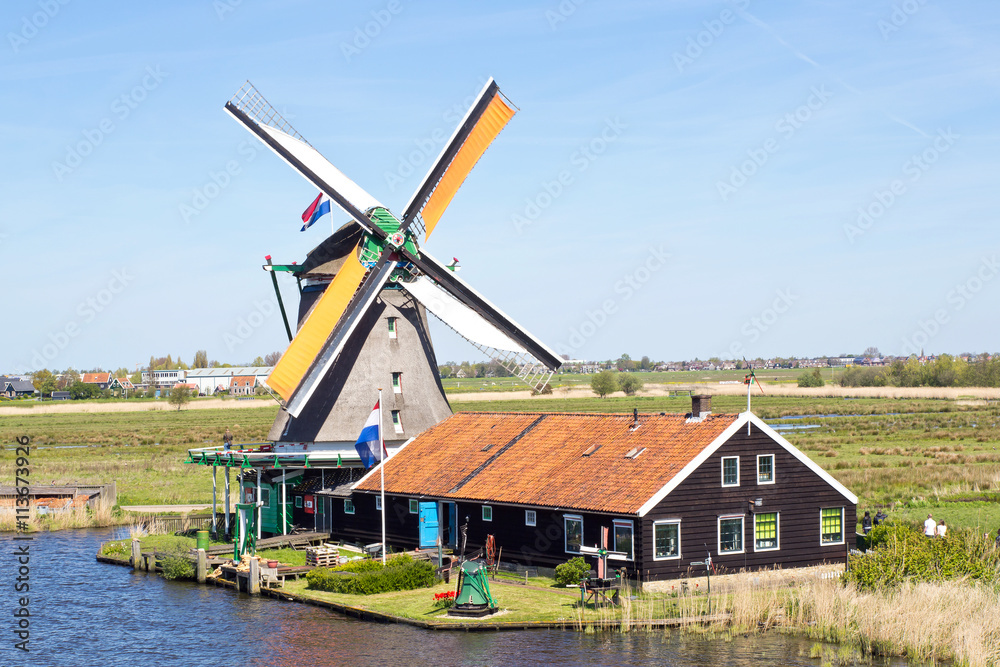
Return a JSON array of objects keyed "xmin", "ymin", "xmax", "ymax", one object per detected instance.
[
  {"xmin": 354, "ymin": 400, "xmax": 384, "ymax": 468},
  {"xmin": 301, "ymin": 193, "xmax": 331, "ymax": 231}
]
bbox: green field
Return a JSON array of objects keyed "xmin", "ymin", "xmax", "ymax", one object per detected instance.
[{"xmin": 4, "ymin": 392, "xmax": 1000, "ymax": 532}]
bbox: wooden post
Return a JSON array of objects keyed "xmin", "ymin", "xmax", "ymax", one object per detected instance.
[
  {"xmin": 197, "ymin": 548, "xmax": 207, "ymax": 583},
  {"xmin": 248, "ymin": 558, "xmax": 260, "ymax": 595},
  {"xmin": 131, "ymin": 539, "xmax": 141, "ymax": 570}
]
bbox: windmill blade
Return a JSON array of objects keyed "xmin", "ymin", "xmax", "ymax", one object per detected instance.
[
  {"xmin": 225, "ymin": 82, "xmax": 382, "ymax": 236},
  {"xmin": 400, "ymin": 78, "xmax": 516, "ymax": 241},
  {"xmin": 280, "ymin": 254, "xmax": 399, "ymax": 418},
  {"xmin": 399, "ymin": 250, "xmax": 562, "ymax": 390}
]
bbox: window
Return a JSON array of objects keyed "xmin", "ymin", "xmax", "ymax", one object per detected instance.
[
  {"xmin": 391, "ymin": 410, "xmax": 403, "ymax": 434},
  {"xmin": 261, "ymin": 488, "xmax": 271, "ymax": 507},
  {"xmin": 387, "ymin": 317, "xmax": 397, "ymax": 339},
  {"xmin": 344, "ymin": 499, "xmax": 355, "ymax": 514},
  {"xmin": 525, "ymin": 510, "xmax": 536, "ymax": 526},
  {"xmin": 653, "ymin": 520, "xmax": 681, "ymax": 560},
  {"xmin": 821, "ymin": 508, "xmax": 844, "ymax": 545},
  {"xmin": 613, "ymin": 519, "xmax": 634, "ymax": 560},
  {"xmin": 718, "ymin": 515, "xmax": 745, "ymax": 554},
  {"xmin": 757, "ymin": 454, "xmax": 775, "ymax": 484},
  {"xmin": 755, "ymin": 512, "xmax": 779, "ymax": 551},
  {"xmin": 722, "ymin": 456, "xmax": 739, "ymax": 486},
  {"xmin": 376, "ymin": 495, "xmax": 383, "ymax": 511},
  {"xmin": 482, "ymin": 505, "xmax": 492, "ymax": 522},
  {"xmin": 392, "ymin": 372, "xmax": 402, "ymax": 394},
  {"xmin": 564, "ymin": 515, "xmax": 583, "ymax": 554},
  {"xmin": 294, "ymin": 496, "xmax": 303, "ymax": 508},
  {"xmin": 409, "ymin": 499, "xmax": 418, "ymax": 514}
]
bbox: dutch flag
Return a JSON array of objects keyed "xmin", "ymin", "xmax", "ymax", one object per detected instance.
[
  {"xmin": 354, "ymin": 400, "xmax": 384, "ymax": 468},
  {"xmin": 301, "ymin": 193, "xmax": 331, "ymax": 231}
]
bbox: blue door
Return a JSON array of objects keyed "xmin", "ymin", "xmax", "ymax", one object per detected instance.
[{"xmin": 419, "ymin": 502, "xmax": 439, "ymax": 548}]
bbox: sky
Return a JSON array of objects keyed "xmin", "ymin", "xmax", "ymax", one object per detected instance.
[{"xmin": 2, "ymin": 0, "xmax": 998, "ymax": 374}]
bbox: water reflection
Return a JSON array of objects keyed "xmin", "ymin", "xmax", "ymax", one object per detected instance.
[{"xmin": 2, "ymin": 529, "xmax": 913, "ymax": 667}]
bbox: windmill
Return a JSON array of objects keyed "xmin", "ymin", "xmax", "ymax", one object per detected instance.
[
  {"xmin": 224, "ymin": 80, "xmax": 562, "ymax": 447},
  {"xmin": 743, "ymin": 357, "xmax": 765, "ymax": 432}
]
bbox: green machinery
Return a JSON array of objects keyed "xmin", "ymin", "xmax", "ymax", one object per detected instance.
[
  {"xmin": 448, "ymin": 560, "xmax": 498, "ymax": 617},
  {"xmin": 233, "ymin": 502, "xmax": 260, "ymax": 561}
]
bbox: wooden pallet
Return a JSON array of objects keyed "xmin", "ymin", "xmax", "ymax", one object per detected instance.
[{"xmin": 306, "ymin": 546, "xmax": 340, "ymax": 567}]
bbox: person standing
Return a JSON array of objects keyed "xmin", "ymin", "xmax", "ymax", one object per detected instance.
[
  {"xmin": 936, "ymin": 520, "xmax": 947, "ymax": 538},
  {"xmin": 223, "ymin": 428, "xmax": 233, "ymax": 450},
  {"xmin": 924, "ymin": 513, "xmax": 936, "ymax": 537},
  {"xmin": 862, "ymin": 511, "xmax": 873, "ymax": 534}
]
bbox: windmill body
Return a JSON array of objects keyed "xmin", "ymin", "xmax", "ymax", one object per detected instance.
[{"xmin": 225, "ymin": 79, "xmax": 562, "ymax": 460}]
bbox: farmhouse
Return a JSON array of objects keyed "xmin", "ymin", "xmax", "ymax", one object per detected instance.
[
  {"xmin": 339, "ymin": 397, "xmax": 856, "ymax": 584},
  {"xmin": 80, "ymin": 372, "xmax": 113, "ymax": 390}
]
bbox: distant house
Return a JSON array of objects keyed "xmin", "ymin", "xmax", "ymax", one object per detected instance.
[
  {"xmin": 172, "ymin": 382, "xmax": 199, "ymax": 393},
  {"xmin": 230, "ymin": 376, "xmax": 257, "ymax": 396},
  {"xmin": 341, "ymin": 396, "xmax": 857, "ymax": 585},
  {"xmin": 51, "ymin": 391, "xmax": 71, "ymax": 400},
  {"xmin": 1, "ymin": 377, "xmax": 36, "ymax": 398},
  {"xmin": 183, "ymin": 367, "xmax": 272, "ymax": 395},
  {"xmin": 80, "ymin": 372, "xmax": 113, "ymax": 390},
  {"xmin": 141, "ymin": 369, "xmax": 186, "ymax": 388},
  {"xmin": 110, "ymin": 377, "xmax": 135, "ymax": 393}
]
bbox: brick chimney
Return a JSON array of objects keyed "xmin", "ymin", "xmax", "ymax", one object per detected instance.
[{"xmin": 691, "ymin": 394, "xmax": 711, "ymax": 418}]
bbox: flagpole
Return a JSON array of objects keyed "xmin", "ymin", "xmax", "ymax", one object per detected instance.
[{"xmin": 378, "ymin": 388, "xmax": 386, "ymax": 566}]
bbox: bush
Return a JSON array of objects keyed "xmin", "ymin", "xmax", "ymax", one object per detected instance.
[
  {"xmin": 306, "ymin": 554, "xmax": 435, "ymax": 595},
  {"xmin": 844, "ymin": 523, "xmax": 1000, "ymax": 591},
  {"xmin": 554, "ymin": 556, "xmax": 590, "ymax": 586},
  {"xmin": 432, "ymin": 590, "xmax": 456, "ymax": 608},
  {"xmin": 797, "ymin": 368, "xmax": 824, "ymax": 387},
  {"xmin": 161, "ymin": 553, "xmax": 195, "ymax": 580},
  {"xmin": 590, "ymin": 370, "xmax": 617, "ymax": 398},
  {"xmin": 618, "ymin": 373, "xmax": 644, "ymax": 396}
]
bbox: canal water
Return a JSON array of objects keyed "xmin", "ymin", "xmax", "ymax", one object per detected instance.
[{"xmin": 3, "ymin": 529, "xmax": 912, "ymax": 667}]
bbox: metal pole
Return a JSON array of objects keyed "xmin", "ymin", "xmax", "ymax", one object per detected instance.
[
  {"xmin": 379, "ymin": 388, "xmax": 386, "ymax": 566},
  {"xmin": 212, "ymin": 465, "xmax": 217, "ymax": 537},
  {"xmin": 265, "ymin": 255, "xmax": 293, "ymax": 342}
]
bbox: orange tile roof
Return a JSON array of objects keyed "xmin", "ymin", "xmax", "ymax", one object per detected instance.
[
  {"xmin": 81, "ymin": 372, "xmax": 111, "ymax": 384},
  {"xmin": 229, "ymin": 376, "xmax": 256, "ymax": 387},
  {"xmin": 356, "ymin": 412, "xmax": 738, "ymax": 515}
]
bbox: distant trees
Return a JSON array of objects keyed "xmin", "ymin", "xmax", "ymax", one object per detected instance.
[
  {"xmin": 618, "ymin": 372, "xmax": 644, "ymax": 396},
  {"xmin": 264, "ymin": 351, "xmax": 282, "ymax": 367},
  {"xmin": 31, "ymin": 369, "xmax": 56, "ymax": 397},
  {"xmin": 591, "ymin": 370, "xmax": 617, "ymax": 398},
  {"xmin": 797, "ymin": 368, "xmax": 824, "ymax": 388},
  {"xmin": 68, "ymin": 381, "xmax": 104, "ymax": 400},
  {"xmin": 438, "ymin": 365, "xmax": 452, "ymax": 379},
  {"xmin": 863, "ymin": 346, "xmax": 881, "ymax": 359},
  {"xmin": 168, "ymin": 385, "xmax": 192, "ymax": 411},
  {"xmin": 250, "ymin": 356, "xmax": 266, "ymax": 367},
  {"xmin": 193, "ymin": 350, "xmax": 209, "ymax": 368}
]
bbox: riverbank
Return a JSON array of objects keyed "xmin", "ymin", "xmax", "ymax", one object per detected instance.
[{"xmin": 94, "ymin": 536, "xmax": 1000, "ymax": 665}]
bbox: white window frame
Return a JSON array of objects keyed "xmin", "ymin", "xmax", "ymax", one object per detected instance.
[
  {"xmin": 721, "ymin": 456, "xmax": 740, "ymax": 487},
  {"xmin": 344, "ymin": 499, "xmax": 355, "ymax": 515},
  {"xmin": 653, "ymin": 519, "xmax": 682, "ymax": 560},
  {"xmin": 375, "ymin": 495, "xmax": 382, "ymax": 511},
  {"xmin": 820, "ymin": 507, "xmax": 845, "ymax": 546},
  {"xmin": 754, "ymin": 512, "xmax": 780, "ymax": 551},
  {"xmin": 387, "ymin": 317, "xmax": 397, "ymax": 339},
  {"xmin": 391, "ymin": 410, "xmax": 403, "ymax": 434},
  {"xmin": 613, "ymin": 519, "xmax": 635, "ymax": 561},
  {"xmin": 294, "ymin": 496, "xmax": 303, "ymax": 509},
  {"xmin": 392, "ymin": 372, "xmax": 402, "ymax": 394},
  {"xmin": 757, "ymin": 454, "xmax": 775, "ymax": 485},
  {"xmin": 564, "ymin": 514, "xmax": 583, "ymax": 554},
  {"xmin": 409, "ymin": 499, "xmax": 418, "ymax": 514},
  {"xmin": 525, "ymin": 509, "xmax": 536, "ymax": 526},
  {"xmin": 718, "ymin": 514, "xmax": 745, "ymax": 555},
  {"xmin": 482, "ymin": 505, "xmax": 492, "ymax": 522}
]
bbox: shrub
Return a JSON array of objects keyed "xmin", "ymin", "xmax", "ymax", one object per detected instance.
[
  {"xmin": 797, "ymin": 368, "xmax": 824, "ymax": 387},
  {"xmin": 432, "ymin": 590, "xmax": 456, "ymax": 608},
  {"xmin": 844, "ymin": 523, "xmax": 1000, "ymax": 591},
  {"xmin": 554, "ymin": 556, "xmax": 590, "ymax": 586},
  {"xmin": 590, "ymin": 370, "xmax": 617, "ymax": 398},
  {"xmin": 100, "ymin": 540, "xmax": 129, "ymax": 558},
  {"xmin": 161, "ymin": 553, "xmax": 195, "ymax": 580},
  {"xmin": 306, "ymin": 554, "xmax": 435, "ymax": 595},
  {"xmin": 618, "ymin": 373, "xmax": 644, "ymax": 396}
]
